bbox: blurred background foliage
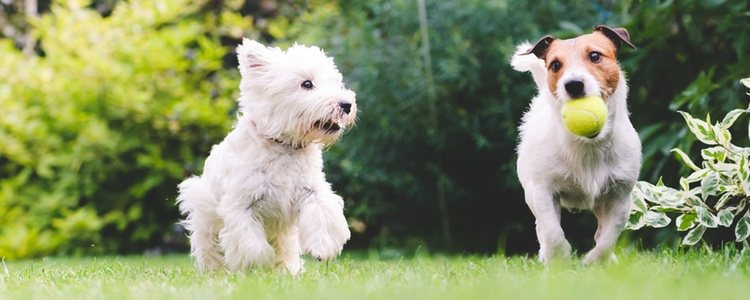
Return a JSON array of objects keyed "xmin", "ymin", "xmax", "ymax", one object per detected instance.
[{"xmin": 0, "ymin": 0, "xmax": 748, "ymax": 258}]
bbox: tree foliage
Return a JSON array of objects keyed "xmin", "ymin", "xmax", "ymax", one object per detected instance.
[{"xmin": 0, "ymin": 0, "xmax": 240, "ymax": 258}]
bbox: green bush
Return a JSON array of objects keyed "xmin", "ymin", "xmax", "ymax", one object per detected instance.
[
  {"xmin": 622, "ymin": 0, "xmax": 750, "ymax": 183},
  {"xmin": 627, "ymin": 78, "xmax": 750, "ymax": 247},
  {"xmin": 0, "ymin": 0, "xmax": 243, "ymax": 258}
]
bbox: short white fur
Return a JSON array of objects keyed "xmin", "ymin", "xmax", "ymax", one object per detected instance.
[{"xmin": 511, "ymin": 41, "xmax": 642, "ymax": 264}]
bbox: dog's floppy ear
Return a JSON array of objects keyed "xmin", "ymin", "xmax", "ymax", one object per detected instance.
[
  {"xmin": 522, "ymin": 35, "xmax": 556, "ymax": 59},
  {"xmin": 594, "ymin": 25, "xmax": 636, "ymax": 50},
  {"xmin": 236, "ymin": 38, "xmax": 280, "ymax": 72}
]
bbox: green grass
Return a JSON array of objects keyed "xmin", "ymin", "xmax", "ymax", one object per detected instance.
[{"xmin": 1, "ymin": 250, "xmax": 750, "ymax": 300}]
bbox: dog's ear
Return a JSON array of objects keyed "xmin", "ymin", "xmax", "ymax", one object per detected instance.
[
  {"xmin": 594, "ymin": 25, "xmax": 636, "ymax": 50},
  {"xmin": 522, "ymin": 35, "xmax": 556, "ymax": 60},
  {"xmin": 236, "ymin": 38, "xmax": 280, "ymax": 72}
]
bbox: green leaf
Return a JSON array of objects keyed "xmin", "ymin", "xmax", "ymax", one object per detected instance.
[
  {"xmin": 676, "ymin": 213, "xmax": 697, "ymax": 231},
  {"xmin": 678, "ymin": 111, "xmax": 717, "ymax": 145},
  {"xmin": 685, "ymin": 194, "xmax": 703, "ymax": 206},
  {"xmin": 630, "ymin": 188, "xmax": 648, "ymax": 213},
  {"xmin": 714, "ymin": 126, "xmax": 732, "ymax": 148},
  {"xmin": 738, "ymin": 156, "xmax": 750, "ymax": 195},
  {"xmin": 682, "ymin": 225, "xmax": 706, "ymax": 246},
  {"xmin": 633, "ymin": 181, "xmax": 657, "ymax": 204},
  {"xmin": 717, "ymin": 209, "xmax": 734, "ymax": 227},
  {"xmin": 701, "ymin": 147, "xmax": 726, "ymax": 163},
  {"xmin": 686, "ymin": 169, "xmax": 709, "ymax": 183},
  {"xmin": 739, "ymin": 156, "xmax": 748, "ymax": 178},
  {"xmin": 700, "ymin": 171, "xmax": 720, "ymax": 199},
  {"xmin": 679, "ymin": 177, "xmax": 690, "ymax": 191},
  {"xmin": 721, "ymin": 109, "xmax": 746, "ymax": 129},
  {"xmin": 644, "ymin": 211, "xmax": 671, "ymax": 228},
  {"xmin": 707, "ymin": 162, "xmax": 734, "ymax": 172},
  {"xmin": 736, "ymin": 210, "xmax": 750, "ymax": 242},
  {"xmin": 652, "ymin": 206, "xmax": 683, "ymax": 213},
  {"xmin": 654, "ymin": 189, "xmax": 684, "ymax": 208},
  {"xmin": 736, "ymin": 201, "xmax": 747, "ymax": 216},
  {"xmin": 741, "ymin": 78, "xmax": 750, "ymax": 89},
  {"xmin": 715, "ymin": 193, "xmax": 733, "ymax": 210},
  {"xmin": 626, "ymin": 211, "xmax": 646, "ymax": 230},
  {"xmin": 695, "ymin": 206, "xmax": 718, "ymax": 228},
  {"xmin": 671, "ymin": 148, "xmax": 701, "ymax": 171}
]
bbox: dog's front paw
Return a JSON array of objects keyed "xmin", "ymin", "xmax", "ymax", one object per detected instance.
[
  {"xmin": 276, "ymin": 257, "xmax": 305, "ymax": 276},
  {"xmin": 219, "ymin": 227, "xmax": 275, "ymax": 272},
  {"xmin": 195, "ymin": 255, "xmax": 225, "ymax": 272},
  {"xmin": 298, "ymin": 193, "xmax": 351, "ymax": 260},
  {"xmin": 583, "ymin": 249, "xmax": 617, "ymax": 265},
  {"xmin": 539, "ymin": 239, "xmax": 572, "ymax": 263},
  {"xmin": 302, "ymin": 221, "xmax": 350, "ymax": 260}
]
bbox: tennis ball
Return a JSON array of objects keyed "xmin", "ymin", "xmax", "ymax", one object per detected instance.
[{"xmin": 561, "ymin": 96, "xmax": 607, "ymax": 138}]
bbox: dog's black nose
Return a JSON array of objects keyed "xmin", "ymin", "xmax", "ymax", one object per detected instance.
[
  {"xmin": 339, "ymin": 101, "xmax": 352, "ymax": 114},
  {"xmin": 564, "ymin": 80, "xmax": 585, "ymax": 98}
]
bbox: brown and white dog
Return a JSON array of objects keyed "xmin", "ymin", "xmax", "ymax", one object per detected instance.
[{"xmin": 511, "ymin": 25, "xmax": 642, "ymax": 263}]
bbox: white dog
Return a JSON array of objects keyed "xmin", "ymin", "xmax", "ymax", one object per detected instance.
[
  {"xmin": 511, "ymin": 25, "xmax": 642, "ymax": 263},
  {"xmin": 177, "ymin": 39, "xmax": 356, "ymax": 274}
]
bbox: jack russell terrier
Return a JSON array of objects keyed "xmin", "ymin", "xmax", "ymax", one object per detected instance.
[{"xmin": 511, "ymin": 25, "xmax": 642, "ymax": 263}]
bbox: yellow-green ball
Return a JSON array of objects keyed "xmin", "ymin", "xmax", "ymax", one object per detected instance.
[{"xmin": 561, "ymin": 96, "xmax": 607, "ymax": 138}]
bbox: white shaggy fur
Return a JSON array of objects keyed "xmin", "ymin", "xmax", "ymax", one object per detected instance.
[
  {"xmin": 512, "ymin": 41, "xmax": 642, "ymax": 264},
  {"xmin": 177, "ymin": 39, "xmax": 356, "ymax": 274}
]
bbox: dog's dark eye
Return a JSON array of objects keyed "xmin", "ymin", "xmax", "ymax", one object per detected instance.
[
  {"xmin": 301, "ymin": 80, "xmax": 314, "ymax": 90},
  {"xmin": 550, "ymin": 60, "xmax": 562, "ymax": 72},
  {"xmin": 589, "ymin": 51, "xmax": 602, "ymax": 63}
]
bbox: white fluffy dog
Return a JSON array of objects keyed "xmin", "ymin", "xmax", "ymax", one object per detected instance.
[
  {"xmin": 511, "ymin": 25, "xmax": 642, "ymax": 263},
  {"xmin": 177, "ymin": 39, "xmax": 356, "ymax": 274}
]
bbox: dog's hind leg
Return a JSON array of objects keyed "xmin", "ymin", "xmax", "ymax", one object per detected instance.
[
  {"xmin": 525, "ymin": 184, "xmax": 572, "ymax": 263},
  {"xmin": 187, "ymin": 212, "xmax": 225, "ymax": 271},
  {"xmin": 177, "ymin": 176, "xmax": 224, "ymax": 272},
  {"xmin": 584, "ymin": 195, "xmax": 631, "ymax": 264},
  {"xmin": 217, "ymin": 200, "xmax": 275, "ymax": 272}
]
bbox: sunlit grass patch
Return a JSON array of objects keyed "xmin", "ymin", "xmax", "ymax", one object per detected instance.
[{"xmin": 1, "ymin": 249, "xmax": 749, "ymax": 300}]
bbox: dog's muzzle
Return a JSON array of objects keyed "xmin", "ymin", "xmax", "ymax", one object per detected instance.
[{"xmin": 314, "ymin": 120, "xmax": 342, "ymax": 133}]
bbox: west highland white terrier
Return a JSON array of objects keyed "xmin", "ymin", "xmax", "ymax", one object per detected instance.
[{"xmin": 177, "ymin": 39, "xmax": 357, "ymax": 274}]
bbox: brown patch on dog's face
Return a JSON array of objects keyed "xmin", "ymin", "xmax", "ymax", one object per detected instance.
[{"xmin": 543, "ymin": 32, "xmax": 621, "ymax": 99}]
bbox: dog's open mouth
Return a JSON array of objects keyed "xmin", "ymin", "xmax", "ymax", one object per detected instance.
[{"xmin": 313, "ymin": 120, "xmax": 341, "ymax": 133}]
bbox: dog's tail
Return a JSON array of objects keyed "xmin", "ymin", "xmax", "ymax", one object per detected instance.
[
  {"xmin": 176, "ymin": 176, "xmax": 217, "ymax": 232},
  {"xmin": 511, "ymin": 42, "xmax": 547, "ymax": 88}
]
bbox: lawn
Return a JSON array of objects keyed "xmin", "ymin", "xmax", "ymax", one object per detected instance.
[{"xmin": 1, "ymin": 250, "xmax": 749, "ymax": 300}]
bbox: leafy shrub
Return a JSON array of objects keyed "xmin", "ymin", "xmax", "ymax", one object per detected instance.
[
  {"xmin": 622, "ymin": 1, "xmax": 750, "ymax": 183},
  {"xmin": 0, "ymin": 0, "xmax": 242, "ymax": 258},
  {"xmin": 627, "ymin": 78, "xmax": 750, "ymax": 247}
]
